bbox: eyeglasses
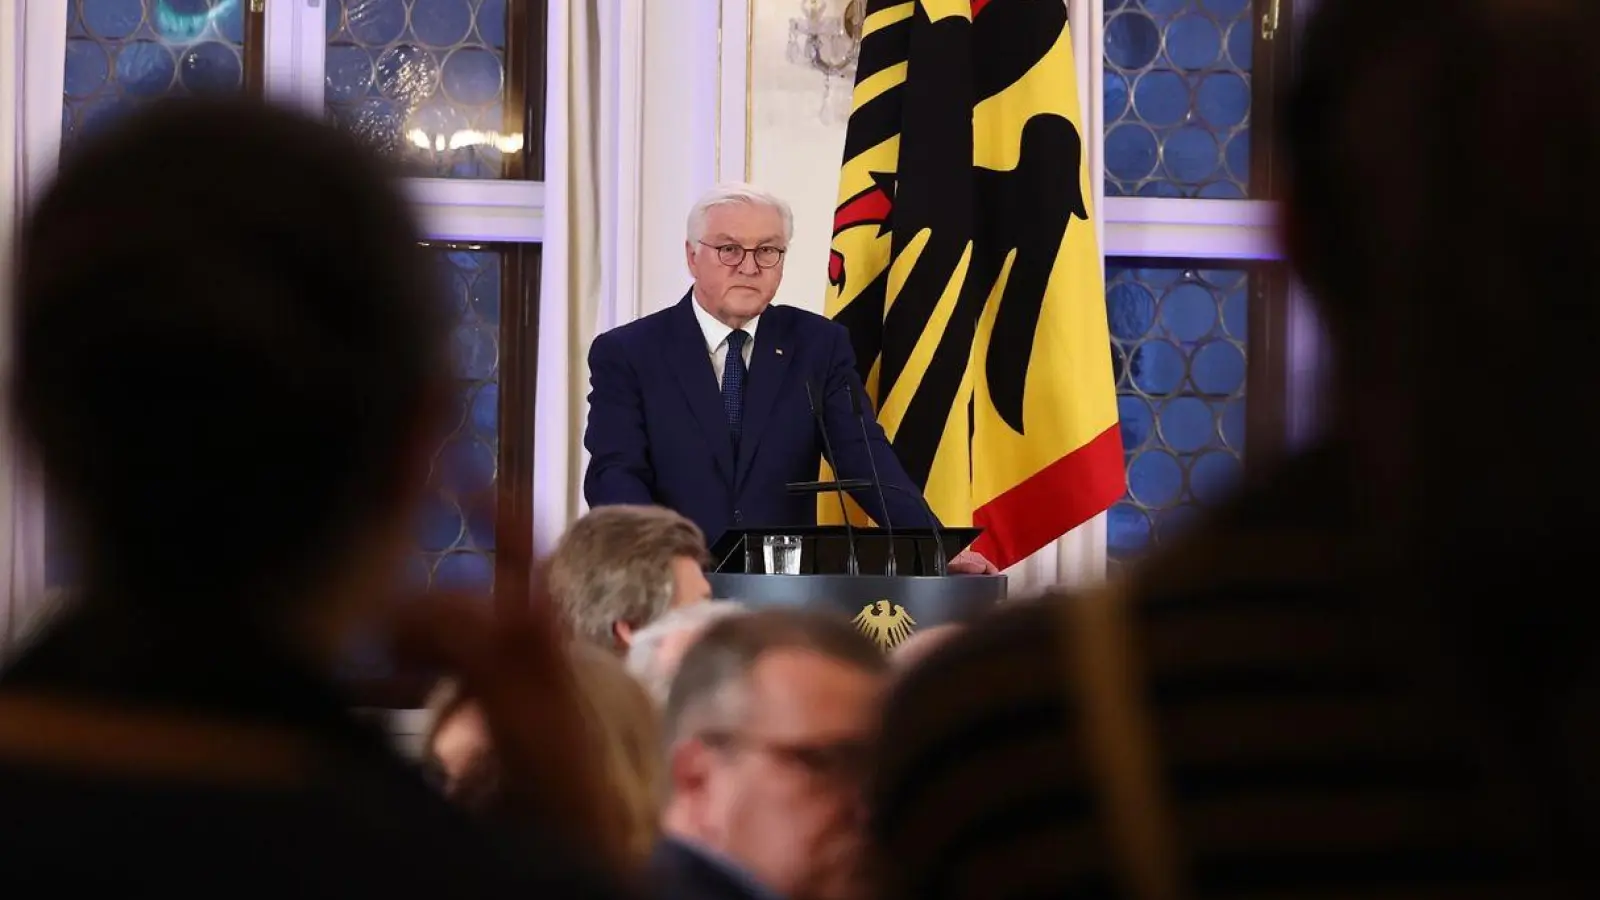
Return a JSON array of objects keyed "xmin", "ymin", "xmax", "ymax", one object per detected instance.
[
  {"xmin": 699, "ymin": 241, "xmax": 786, "ymax": 269},
  {"xmin": 699, "ymin": 729, "xmax": 870, "ymax": 782}
]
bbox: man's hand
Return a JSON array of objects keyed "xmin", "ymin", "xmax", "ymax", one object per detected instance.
[{"xmin": 948, "ymin": 549, "xmax": 999, "ymax": 574}]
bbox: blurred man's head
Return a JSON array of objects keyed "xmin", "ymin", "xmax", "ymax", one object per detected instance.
[
  {"xmin": 549, "ymin": 505, "xmax": 712, "ymax": 652},
  {"xmin": 11, "ymin": 98, "xmax": 447, "ymax": 645},
  {"xmin": 890, "ymin": 623, "xmax": 964, "ymax": 673},
  {"xmin": 661, "ymin": 609, "xmax": 888, "ymax": 900},
  {"xmin": 625, "ymin": 600, "xmax": 747, "ymax": 705}
]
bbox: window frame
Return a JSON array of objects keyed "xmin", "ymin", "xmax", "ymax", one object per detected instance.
[
  {"xmin": 1079, "ymin": 0, "xmax": 1300, "ymax": 567},
  {"xmin": 266, "ymin": 1, "xmax": 552, "ymax": 704}
]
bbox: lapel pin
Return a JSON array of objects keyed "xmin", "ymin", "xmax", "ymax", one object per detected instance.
[{"xmin": 775, "ymin": 348, "xmax": 784, "ymax": 356}]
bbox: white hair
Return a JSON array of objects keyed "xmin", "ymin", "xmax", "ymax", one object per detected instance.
[
  {"xmin": 685, "ymin": 182, "xmax": 794, "ymax": 244},
  {"xmin": 625, "ymin": 600, "xmax": 748, "ymax": 705}
]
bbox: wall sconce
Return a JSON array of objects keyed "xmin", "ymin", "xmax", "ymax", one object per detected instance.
[{"xmin": 787, "ymin": 0, "xmax": 866, "ymax": 80}]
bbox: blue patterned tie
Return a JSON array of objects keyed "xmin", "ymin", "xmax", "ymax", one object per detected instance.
[{"xmin": 722, "ymin": 329, "xmax": 750, "ymax": 443}]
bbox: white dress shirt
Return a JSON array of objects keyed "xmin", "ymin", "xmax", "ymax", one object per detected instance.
[{"xmin": 692, "ymin": 297, "xmax": 761, "ymax": 387}]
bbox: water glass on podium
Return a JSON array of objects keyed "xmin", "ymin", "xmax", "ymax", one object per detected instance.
[{"xmin": 763, "ymin": 534, "xmax": 802, "ymax": 575}]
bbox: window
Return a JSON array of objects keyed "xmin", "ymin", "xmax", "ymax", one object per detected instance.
[
  {"xmin": 46, "ymin": 0, "xmax": 549, "ymax": 703},
  {"xmin": 61, "ymin": 0, "xmax": 263, "ymax": 150},
  {"xmin": 1093, "ymin": 0, "xmax": 1300, "ymax": 562}
]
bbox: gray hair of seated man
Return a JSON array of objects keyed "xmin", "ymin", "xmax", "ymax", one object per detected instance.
[{"xmin": 625, "ymin": 600, "xmax": 748, "ymax": 705}]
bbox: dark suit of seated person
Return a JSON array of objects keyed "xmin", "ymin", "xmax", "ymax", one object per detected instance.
[{"xmin": 583, "ymin": 183, "xmax": 994, "ymax": 574}]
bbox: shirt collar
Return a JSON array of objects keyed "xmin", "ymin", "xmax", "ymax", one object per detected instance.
[{"xmin": 691, "ymin": 293, "xmax": 760, "ymax": 354}]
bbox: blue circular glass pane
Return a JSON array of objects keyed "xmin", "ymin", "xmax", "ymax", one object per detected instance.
[
  {"xmin": 154, "ymin": 0, "xmax": 215, "ymax": 42},
  {"xmin": 1200, "ymin": 268, "xmax": 1246, "ymax": 291},
  {"xmin": 1223, "ymin": 283, "xmax": 1248, "ymax": 338},
  {"xmin": 118, "ymin": 41, "xmax": 178, "ymax": 98},
  {"xmin": 1165, "ymin": 14, "xmax": 1221, "ymax": 70},
  {"xmin": 1133, "ymin": 69, "xmax": 1189, "ymax": 127},
  {"xmin": 469, "ymin": 264, "xmax": 501, "ymax": 323},
  {"xmin": 442, "ymin": 438, "xmax": 497, "ymax": 495},
  {"xmin": 1160, "ymin": 282, "xmax": 1217, "ymax": 341},
  {"xmin": 376, "ymin": 44, "xmax": 440, "ymax": 104},
  {"xmin": 1164, "ymin": 126, "xmax": 1220, "ymax": 183},
  {"xmin": 1202, "ymin": 0, "xmax": 1250, "ymax": 16},
  {"xmin": 1221, "ymin": 400, "xmax": 1246, "ymax": 451},
  {"xmin": 1104, "ymin": 12, "xmax": 1161, "ymax": 70},
  {"xmin": 216, "ymin": 0, "xmax": 246, "ymax": 43},
  {"xmin": 453, "ymin": 320, "xmax": 498, "ymax": 379},
  {"xmin": 1106, "ymin": 123, "xmax": 1159, "ymax": 181},
  {"xmin": 348, "ymin": 0, "xmax": 407, "ymax": 45},
  {"xmin": 77, "ymin": 96, "xmax": 133, "ymax": 139},
  {"xmin": 417, "ymin": 497, "xmax": 464, "ymax": 551},
  {"xmin": 1225, "ymin": 128, "xmax": 1250, "ymax": 180},
  {"xmin": 1128, "ymin": 451, "xmax": 1183, "ymax": 508},
  {"xmin": 471, "ymin": 381, "xmax": 499, "ymax": 438},
  {"xmin": 1191, "ymin": 339, "xmax": 1246, "ymax": 396},
  {"xmin": 435, "ymin": 551, "xmax": 494, "ymax": 592},
  {"xmin": 442, "ymin": 46, "xmax": 505, "ymax": 105},
  {"xmin": 465, "ymin": 493, "xmax": 496, "ymax": 549},
  {"xmin": 1142, "ymin": 0, "xmax": 1186, "ymax": 15},
  {"xmin": 1118, "ymin": 395, "xmax": 1155, "ymax": 452},
  {"xmin": 1159, "ymin": 396, "xmax": 1216, "ymax": 453},
  {"xmin": 334, "ymin": 98, "xmax": 402, "ymax": 150},
  {"xmin": 1112, "ymin": 341, "xmax": 1127, "ymax": 385},
  {"xmin": 1156, "ymin": 503, "xmax": 1202, "ymax": 544},
  {"xmin": 327, "ymin": 0, "xmax": 343, "ymax": 38},
  {"xmin": 181, "ymin": 42, "xmax": 243, "ymax": 93},
  {"xmin": 413, "ymin": 0, "xmax": 474, "ymax": 47},
  {"xmin": 1196, "ymin": 71, "xmax": 1249, "ymax": 128},
  {"xmin": 1104, "ymin": 69, "xmax": 1130, "ymax": 122},
  {"xmin": 1139, "ymin": 268, "xmax": 1183, "ymax": 289},
  {"xmin": 1137, "ymin": 180, "xmax": 1185, "ymax": 197},
  {"xmin": 1107, "ymin": 280, "xmax": 1156, "ymax": 340},
  {"xmin": 83, "ymin": 0, "xmax": 144, "ymax": 40},
  {"xmin": 64, "ymin": 40, "xmax": 110, "ymax": 100},
  {"xmin": 1129, "ymin": 340, "xmax": 1185, "ymax": 396},
  {"xmin": 1190, "ymin": 451, "xmax": 1243, "ymax": 505},
  {"xmin": 326, "ymin": 46, "xmax": 375, "ymax": 102},
  {"xmin": 1108, "ymin": 503, "xmax": 1151, "ymax": 557},
  {"xmin": 478, "ymin": 0, "xmax": 507, "ymax": 48},
  {"xmin": 1198, "ymin": 180, "xmax": 1245, "ymax": 199},
  {"xmin": 1226, "ymin": 19, "xmax": 1253, "ymax": 69}
]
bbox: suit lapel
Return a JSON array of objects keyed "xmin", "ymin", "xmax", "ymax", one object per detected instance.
[
  {"xmin": 665, "ymin": 293, "xmax": 735, "ymax": 482},
  {"xmin": 735, "ymin": 307, "xmax": 793, "ymax": 490}
]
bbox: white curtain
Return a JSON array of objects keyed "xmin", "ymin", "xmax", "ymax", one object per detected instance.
[
  {"xmin": 533, "ymin": 0, "xmax": 646, "ymax": 555},
  {"xmin": 0, "ymin": 0, "xmax": 66, "ymax": 653}
]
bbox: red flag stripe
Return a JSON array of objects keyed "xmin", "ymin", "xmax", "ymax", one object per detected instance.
[{"xmin": 969, "ymin": 423, "xmax": 1126, "ymax": 571}]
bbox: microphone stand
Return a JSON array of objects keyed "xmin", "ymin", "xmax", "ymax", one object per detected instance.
[
  {"xmin": 844, "ymin": 384, "xmax": 897, "ymax": 576},
  {"xmin": 878, "ymin": 482, "xmax": 947, "ymax": 576},
  {"xmin": 805, "ymin": 380, "xmax": 860, "ymax": 576}
]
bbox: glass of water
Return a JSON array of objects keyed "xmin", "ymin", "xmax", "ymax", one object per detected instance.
[{"xmin": 763, "ymin": 534, "xmax": 803, "ymax": 575}]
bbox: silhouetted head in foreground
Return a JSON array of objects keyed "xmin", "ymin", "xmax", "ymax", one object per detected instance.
[
  {"xmin": 11, "ymin": 98, "xmax": 450, "ymax": 642},
  {"xmin": 1286, "ymin": 0, "xmax": 1600, "ymax": 862}
]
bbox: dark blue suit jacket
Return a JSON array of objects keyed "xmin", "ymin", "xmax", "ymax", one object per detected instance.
[{"xmin": 583, "ymin": 293, "xmax": 928, "ymax": 549}]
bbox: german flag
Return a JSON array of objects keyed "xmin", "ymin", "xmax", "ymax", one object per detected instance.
[{"xmin": 821, "ymin": 0, "xmax": 1123, "ymax": 570}]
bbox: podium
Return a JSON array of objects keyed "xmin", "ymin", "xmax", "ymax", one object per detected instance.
[{"xmin": 706, "ymin": 525, "xmax": 1006, "ymax": 649}]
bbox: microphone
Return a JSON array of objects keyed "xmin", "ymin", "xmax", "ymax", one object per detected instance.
[
  {"xmin": 805, "ymin": 380, "xmax": 860, "ymax": 576},
  {"xmin": 844, "ymin": 383, "xmax": 897, "ymax": 576},
  {"xmin": 877, "ymin": 481, "xmax": 948, "ymax": 577}
]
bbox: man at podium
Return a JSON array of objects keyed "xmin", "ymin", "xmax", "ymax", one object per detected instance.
[{"xmin": 583, "ymin": 183, "xmax": 995, "ymax": 575}]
